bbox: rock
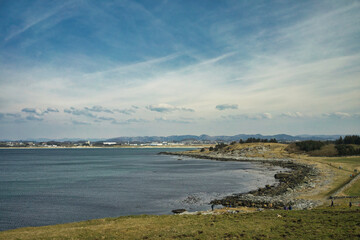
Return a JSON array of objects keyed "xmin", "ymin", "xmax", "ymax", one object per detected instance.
[
  {"xmin": 172, "ymin": 209, "xmax": 187, "ymax": 214},
  {"xmin": 274, "ymin": 173, "xmax": 291, "ymax": 179},
  {"xmin": 162, "ymin": 151, "xmax": 320, "ymax": 211}
]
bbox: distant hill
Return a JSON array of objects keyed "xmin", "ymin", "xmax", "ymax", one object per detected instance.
[{"xmin": 106, "ymin": 134, "xmax": 342, "ymax": 143}]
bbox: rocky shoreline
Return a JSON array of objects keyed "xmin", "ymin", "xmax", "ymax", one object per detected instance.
[{"xmin": 160, "ymin": 151, "xmax": 321, "ymax": 210}]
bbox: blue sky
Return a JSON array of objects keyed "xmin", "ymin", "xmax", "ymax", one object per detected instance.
[{"xmin": 0, "ymin": 0, "xmax": 359, "ymax": 139}]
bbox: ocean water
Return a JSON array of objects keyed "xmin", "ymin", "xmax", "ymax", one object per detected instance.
[{"xmin": 0, "ymin": 148, "xmax": 283, "ymax": 231}]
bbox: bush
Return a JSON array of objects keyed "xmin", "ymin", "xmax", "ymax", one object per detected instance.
[
  {"xmin": 295, "ymin": 141, "xmax": 325, "ymax": 152},
  {"xmin": 240, "ymin": 138, "xmax": 278, "ymax": 144},
  {"xmin": 335, "ymin": 144, "xmax": 360, "ymax": 156},
  {"xmin": 214, "ymin": 143, "xmax": 228, "ymax": 151}
]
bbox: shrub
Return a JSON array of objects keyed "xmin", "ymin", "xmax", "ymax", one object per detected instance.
[
  {"xmin": 295, "ymin": 140, "xmax": 325, "ymax": 152},
  {"xmin": 335, "ymin": 144, "xmax": 360, "ymax": 156},
  {"xmin": 214, "ymin": 143, "xmax": 228, "ymax": 151}
]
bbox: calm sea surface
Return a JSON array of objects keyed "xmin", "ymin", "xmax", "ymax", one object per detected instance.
[{"xmin": 0, "ymin": 148, "xmax": 283, "ymax": 231}]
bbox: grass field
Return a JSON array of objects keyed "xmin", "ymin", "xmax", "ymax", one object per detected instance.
[
  {"xmin": 344, "ymin": 178, "xmax": 360, "ymax": 196},
  {"xmin": 1, "ymin": 208, "xmax": 359, "ymax": 240},
  {"xmin": 321, "ymin": 156, "xmax": 360, "ymax": 172}
]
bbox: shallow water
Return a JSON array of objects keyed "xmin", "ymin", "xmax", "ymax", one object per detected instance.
[{"xmin": 0, "ymin": 148, "xmax": 283, "ymax": 231}]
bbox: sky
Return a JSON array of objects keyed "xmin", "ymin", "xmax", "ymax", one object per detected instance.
[{"xmin": 0, "ymin": 0, "xmax": 359, "ymax": 140}]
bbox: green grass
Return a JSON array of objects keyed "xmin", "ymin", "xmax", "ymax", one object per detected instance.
[
  {"xmin": 344, "ymin": 177, "xmax": 360, "ymax": 196},
  {"xmin": 319, "ymin": 156, "xmax": 360, "ymax": 173},
  {"xmin": 1, "ymin": 208, "xmax": 359, "ymax": 240}
]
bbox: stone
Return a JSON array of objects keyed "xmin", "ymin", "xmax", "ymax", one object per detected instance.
[{"xmin": 172, "ymin": 209, "xmax": 186, "ymax": 214}]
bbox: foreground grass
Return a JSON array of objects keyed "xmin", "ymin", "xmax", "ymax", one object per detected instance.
[{"xmin": 1, "ymin": 208, "xmax": 359, "ymax": 240}]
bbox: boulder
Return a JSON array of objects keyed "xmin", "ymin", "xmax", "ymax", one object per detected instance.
[{"xmin": 172, "ymin": 209, "xmax": 187, "ymax": 214}]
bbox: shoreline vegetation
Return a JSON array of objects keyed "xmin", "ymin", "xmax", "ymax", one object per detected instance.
[{"xmin": 1, "ymin": 142, "xmax": 359, "ymax": 239}]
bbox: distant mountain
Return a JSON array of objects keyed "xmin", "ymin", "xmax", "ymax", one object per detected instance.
[{"xmin": 107, "ymin": 134, "xmax": 343, "ymax": 143}]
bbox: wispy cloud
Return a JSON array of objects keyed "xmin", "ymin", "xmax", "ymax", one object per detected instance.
[{"xmin": 4, "ymin": 2, "xmax": 73, "ymax": 42}]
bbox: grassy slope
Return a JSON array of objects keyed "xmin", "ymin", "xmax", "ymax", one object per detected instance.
[
  {"xmin": 344, "ymin": 179, "xmax": 360, "ymax": 196},
  {"xmin": 305, "ymin": 156, "xmax": 360, "ymax": 198},
  {"xmin": 1, "ymin": 208, "xmax": 359, "ymax": 240}
]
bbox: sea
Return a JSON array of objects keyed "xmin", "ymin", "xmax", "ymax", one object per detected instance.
[{"xmin": 0, "ymin": 148, "xmax": 284, "ymax": 231}]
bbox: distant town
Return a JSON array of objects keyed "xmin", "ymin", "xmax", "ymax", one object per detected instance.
[
  {"xmin": 0, "ymin": 140, "xmax": 213, "ymax": 148},
  {"xmin": 0, "ymin": 134, "xmax": 347, "ymax": 148}
]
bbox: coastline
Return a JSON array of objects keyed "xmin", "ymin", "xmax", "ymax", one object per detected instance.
[
  {"xmin": 160, "ymin": 150, "xmax": 321, "ymax": 210},
  {"xmin": 1, "ymin": 145, "xmax": 359, "ymax": 238},
  {"xmin": 0, "ymin": 145, "xmax": 207, "ymax": 150}
]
